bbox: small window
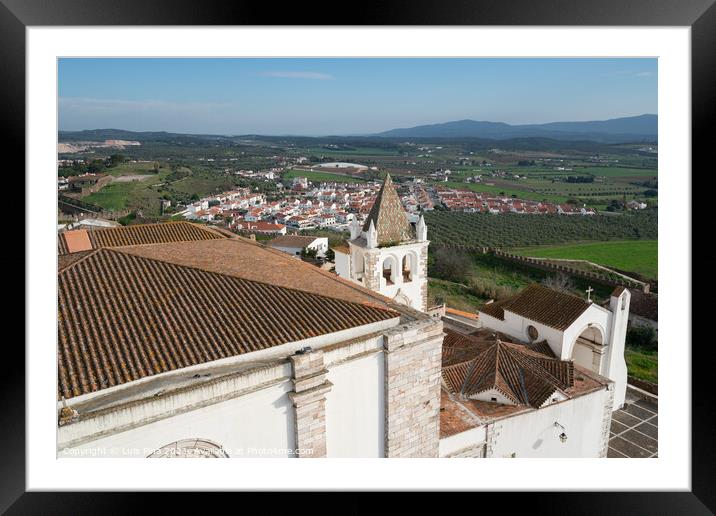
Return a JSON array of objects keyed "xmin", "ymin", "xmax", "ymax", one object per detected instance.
[
  {"xmin": 490, "ymin": 397, "xmax": 497, "ymax": 402},
  {"xmin": 527, "ymin": 325, "xmax": 539, "ymax": 341}
]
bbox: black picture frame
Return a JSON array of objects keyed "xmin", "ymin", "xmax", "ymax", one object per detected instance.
[{"xmin": 3, "ymin": 0, "xmax": 710, "ymax": 512}]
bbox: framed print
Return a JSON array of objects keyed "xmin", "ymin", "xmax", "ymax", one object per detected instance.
[{"xmin": 3, "ymin": 0, "xmax": 712, "ymax": 512}]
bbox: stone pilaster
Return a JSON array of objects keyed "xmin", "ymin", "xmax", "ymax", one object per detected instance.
[
  {"xmin": 288, "ymin": 350, "xmax": 332, "ymax": 458},
  {"xmin": 418, "ymin": 242, "xmax": 429, "ymax": 312},
  {"xmin": 598, "ymin": 383, "xmax": 615, "ymax": 458},
  {"xmin": 383, "ymin": 318, "xmax": 443, "ymax": 457},
  {"xmin": 362, "ymin": 249, "xmax": 380, "ymax": 291}
]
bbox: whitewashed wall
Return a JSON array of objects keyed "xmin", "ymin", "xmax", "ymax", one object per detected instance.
[
  {"xmin": 58, "ymin": 381, "xmax": 295, "ymax": 458},
  {"xmin": 334, "ymin": 251, "xmax": 350, "ymax": 278},
  {"xmin": 486, "ymin": 388, "xmax": 610, "ymax": 458},
  {"xmin": 439, "ymin": 388, "xmax": 611, "ymax": 459},
  {"xmin": 325, "ymin": 352, "xmax": 385, "ymax": 457}
]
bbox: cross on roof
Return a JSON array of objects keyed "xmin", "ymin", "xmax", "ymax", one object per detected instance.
[{"xmin": 585, "ymin": 286, "xmax": 594, "ymax": 302}]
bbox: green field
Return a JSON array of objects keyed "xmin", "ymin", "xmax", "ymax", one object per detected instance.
[
  {"xmin": 575, "ymin": 166, "xmax": 658, "ymax": 178},
  {"xmin": 513, "ymin": 240, "xmax": 657, "ymax": 280},
  {"xmin": 83, "ymin": 165, "xmax": 238, "ymax": 217},
  {"xmin": 83, "ymin": 171, "xmax": 169, "ymax": 212},
  {"xmin": 284, "ymin": 169, "xmax": 368, "ymax": 184},
  {"xmin": 625, "ymin": 348, "xmax": 658, "ymax": 383}
]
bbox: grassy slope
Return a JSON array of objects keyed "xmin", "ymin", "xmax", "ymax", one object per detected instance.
[
  {"xmin": 625, "ymin": 348, "xmax": 658, "ymax": 383},
  {"xmin": 512, "ymin": 240, "xmax": 657, "ymax": 280}
]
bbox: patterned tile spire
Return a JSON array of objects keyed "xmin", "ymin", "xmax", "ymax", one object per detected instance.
[{"xmin": 362, "ymin": 174, "xmax": 415, "ymax": 245}]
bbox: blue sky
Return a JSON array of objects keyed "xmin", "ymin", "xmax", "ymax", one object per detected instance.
[{"xmin": 58, "ymin": 58, "xmax": 657, "ymax": 135}]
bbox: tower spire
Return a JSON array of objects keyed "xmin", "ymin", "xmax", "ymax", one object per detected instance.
[{"xmin": 362, "ymin": 174, "xmax": 414, "ymax": 245}]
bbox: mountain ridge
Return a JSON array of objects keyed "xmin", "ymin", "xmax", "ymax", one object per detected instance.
[{"xmin": 375, "ymin": 114, "xmax": 657, "ymax": 143}]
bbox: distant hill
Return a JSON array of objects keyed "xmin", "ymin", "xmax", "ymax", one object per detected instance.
[
  {"xmin": 376, "ymin": 114, "xmax": 657, "ymax": 143},
  {"xmin": 59, "ymin": 129, "xmax": 228, "ymax": 143}
]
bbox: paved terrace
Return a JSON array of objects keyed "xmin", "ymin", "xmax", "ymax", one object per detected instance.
[{"xmin": 608, "ymin": 388, "xmax": 658, "ymax": 458}]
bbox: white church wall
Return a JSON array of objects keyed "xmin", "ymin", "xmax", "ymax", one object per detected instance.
[
  {"xmin": 480, "ymin": 311, "xmax": 564, "ymax": 356},
  {"xmin": 325, "ymin": 352, "xmax": 385, "ymax": 457},
  {"xmin": 334, "ymin": 250, "xmax": 350, "ymax": 278},
  {"xmin": 59, "ymin": 380, "xmax": 296, "ymax": 458},
  {"xmin": 439, "ymin": 426, "xmax": 487, "ymax": 458},
  {"xmin": 485, "ymin": 387, "xmax": 611, "ymax": 458},
  {"xmin": 375, "ymin": 242, "xmax": 426, "ymax": 311}
]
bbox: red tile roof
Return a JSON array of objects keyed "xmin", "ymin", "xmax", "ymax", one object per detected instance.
[
  {"xmin": 441, "ymin": 328, "xmax": 574, "ymax": 408},
  {"xmin": 58, "ymin": 247, "xmax": 398, "ymax": 399},
  {"xmin": 479, "ymin": 284, "xmax": 591, "ymax": 330},
  {"xmin": 268, "ymin": 234, "xmax": 320, "ymax": 248},
  {"xmin": 58, "ymin": 221, "xmax": 225, "ymax": 255}
]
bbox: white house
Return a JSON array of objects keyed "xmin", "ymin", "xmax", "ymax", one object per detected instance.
[{"xmin": 268, "ymin": 234, "xmax": 329, "ymax": 258}]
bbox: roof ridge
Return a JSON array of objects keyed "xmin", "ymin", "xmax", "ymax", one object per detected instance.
[
  {"xmin": 104, "ymin": 246, "xmax": 399, "ymax": 317},
  {"xmin": 57, "ymin": 247, "xmax": 106, "ymax": 273},
  {"xmin": 505, "ymin": 344, "xmax": 572, "ymax": 390},
  {"xmin": 246, "ymin": 238, "xmax": 423, "ymax": 316}
]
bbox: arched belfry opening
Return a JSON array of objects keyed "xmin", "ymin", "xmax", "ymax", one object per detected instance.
[
  {"xmin": 571, "ymin": 325, "xmax": 606, "ymax": 374},
  {"xmin": 402, "ymin": 254, "xmax": 413, "ymax": 282},
  {"xmin": 382, "ymin": 256, "xmax": 397, "ymax": 286}
]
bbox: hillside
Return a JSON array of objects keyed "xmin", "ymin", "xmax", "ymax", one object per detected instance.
[{"xmin": 376, "ymin": 114, "xmax": 657, "ymax": 143}]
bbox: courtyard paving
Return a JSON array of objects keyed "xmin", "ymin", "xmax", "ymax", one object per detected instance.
[{"xmin": 608, "ymin": 389, "xmax": 658, "ymax": 458}]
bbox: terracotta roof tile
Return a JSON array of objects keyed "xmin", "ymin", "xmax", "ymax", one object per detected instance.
[
  {"xmin": 63, "ymin": 229, "xmax": 93, "ymax": 253},
  {"xmin": 117, "ymin": 237, "xmax": 394, "ymax": 309},
  {"xmin": 268, "ymin": 235, "xmax": 320, "ymax": 248},
  {"xmin": 58, "ymin": 248, "xmax": 398, "ymax": 399},
  {"xmin": 58, "ymin": 221, "xmax": 224, "ymax": 255},
  {"xmin": 441, "ymin": 329, "xmax": 574, "ymax": 408},
  {"xmin": 479, "ymin": 284, "xmax": 591, "ymax": 330}
]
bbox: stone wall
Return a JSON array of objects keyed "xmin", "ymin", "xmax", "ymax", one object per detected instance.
[
  {"xmin": 288, "ymin": 350, "xmax": 332, "ymax": 458},
  {"xmin": 362, "ymin": 249, "xmax": 380, "ymax": 292},
  {"xmin": 383, "ymin": 318, "xmax": 444, "ymax": 457},
  {"xmin": 598, "ymin": 383, "xmax": 616, "ymax": 458},
  {"xmin": 445, "ymin": 444, "xmax": 485, "ymax": 458}
]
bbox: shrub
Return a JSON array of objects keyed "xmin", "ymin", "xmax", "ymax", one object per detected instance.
[
  {"xmin": 626, "ymin": 326, "xmax": 658, "ymax": 352},
  {"xmin": 428, "ymin": 248, "xmax": 472, "ymax": 283}
]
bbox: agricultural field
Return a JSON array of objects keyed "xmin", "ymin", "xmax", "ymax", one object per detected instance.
[
  {"xmin": 425, "ymin": 210, "xmax": 658, "ymax": 248},
  {"xmin": 512, "ymin": 240, "xmax": 658, "ymax": 280},
  {"xmin": 283, "ymin": 169, "xmax": 368, "ymax": 184}
]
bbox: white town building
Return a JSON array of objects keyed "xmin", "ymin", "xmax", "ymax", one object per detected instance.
[{"xmin": 268, "ymin": 234, "xmax": 328, "ymax": 258}]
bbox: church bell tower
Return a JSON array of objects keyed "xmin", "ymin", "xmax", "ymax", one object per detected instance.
[{"xmin": 337, "ymin": 175, "xmax": 429, "ymax": 312}]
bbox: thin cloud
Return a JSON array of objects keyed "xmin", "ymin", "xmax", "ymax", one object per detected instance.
[{"xmin": 257, "ymin": 71, "xmax": 335, "ymax": 80}]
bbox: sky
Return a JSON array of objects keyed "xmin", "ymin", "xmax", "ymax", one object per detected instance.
[{"xmin": 58, "ymin": 58, "xmax": 657, "ymax": 135}]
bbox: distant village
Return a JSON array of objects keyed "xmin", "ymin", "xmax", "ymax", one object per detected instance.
[
  {"xmin": 178, "ymin": 172, "xmax": 603, "ymax": 238},
  {"xmin": 57, "ymin": 153, "xmax": 651, "ymax": 241}
]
